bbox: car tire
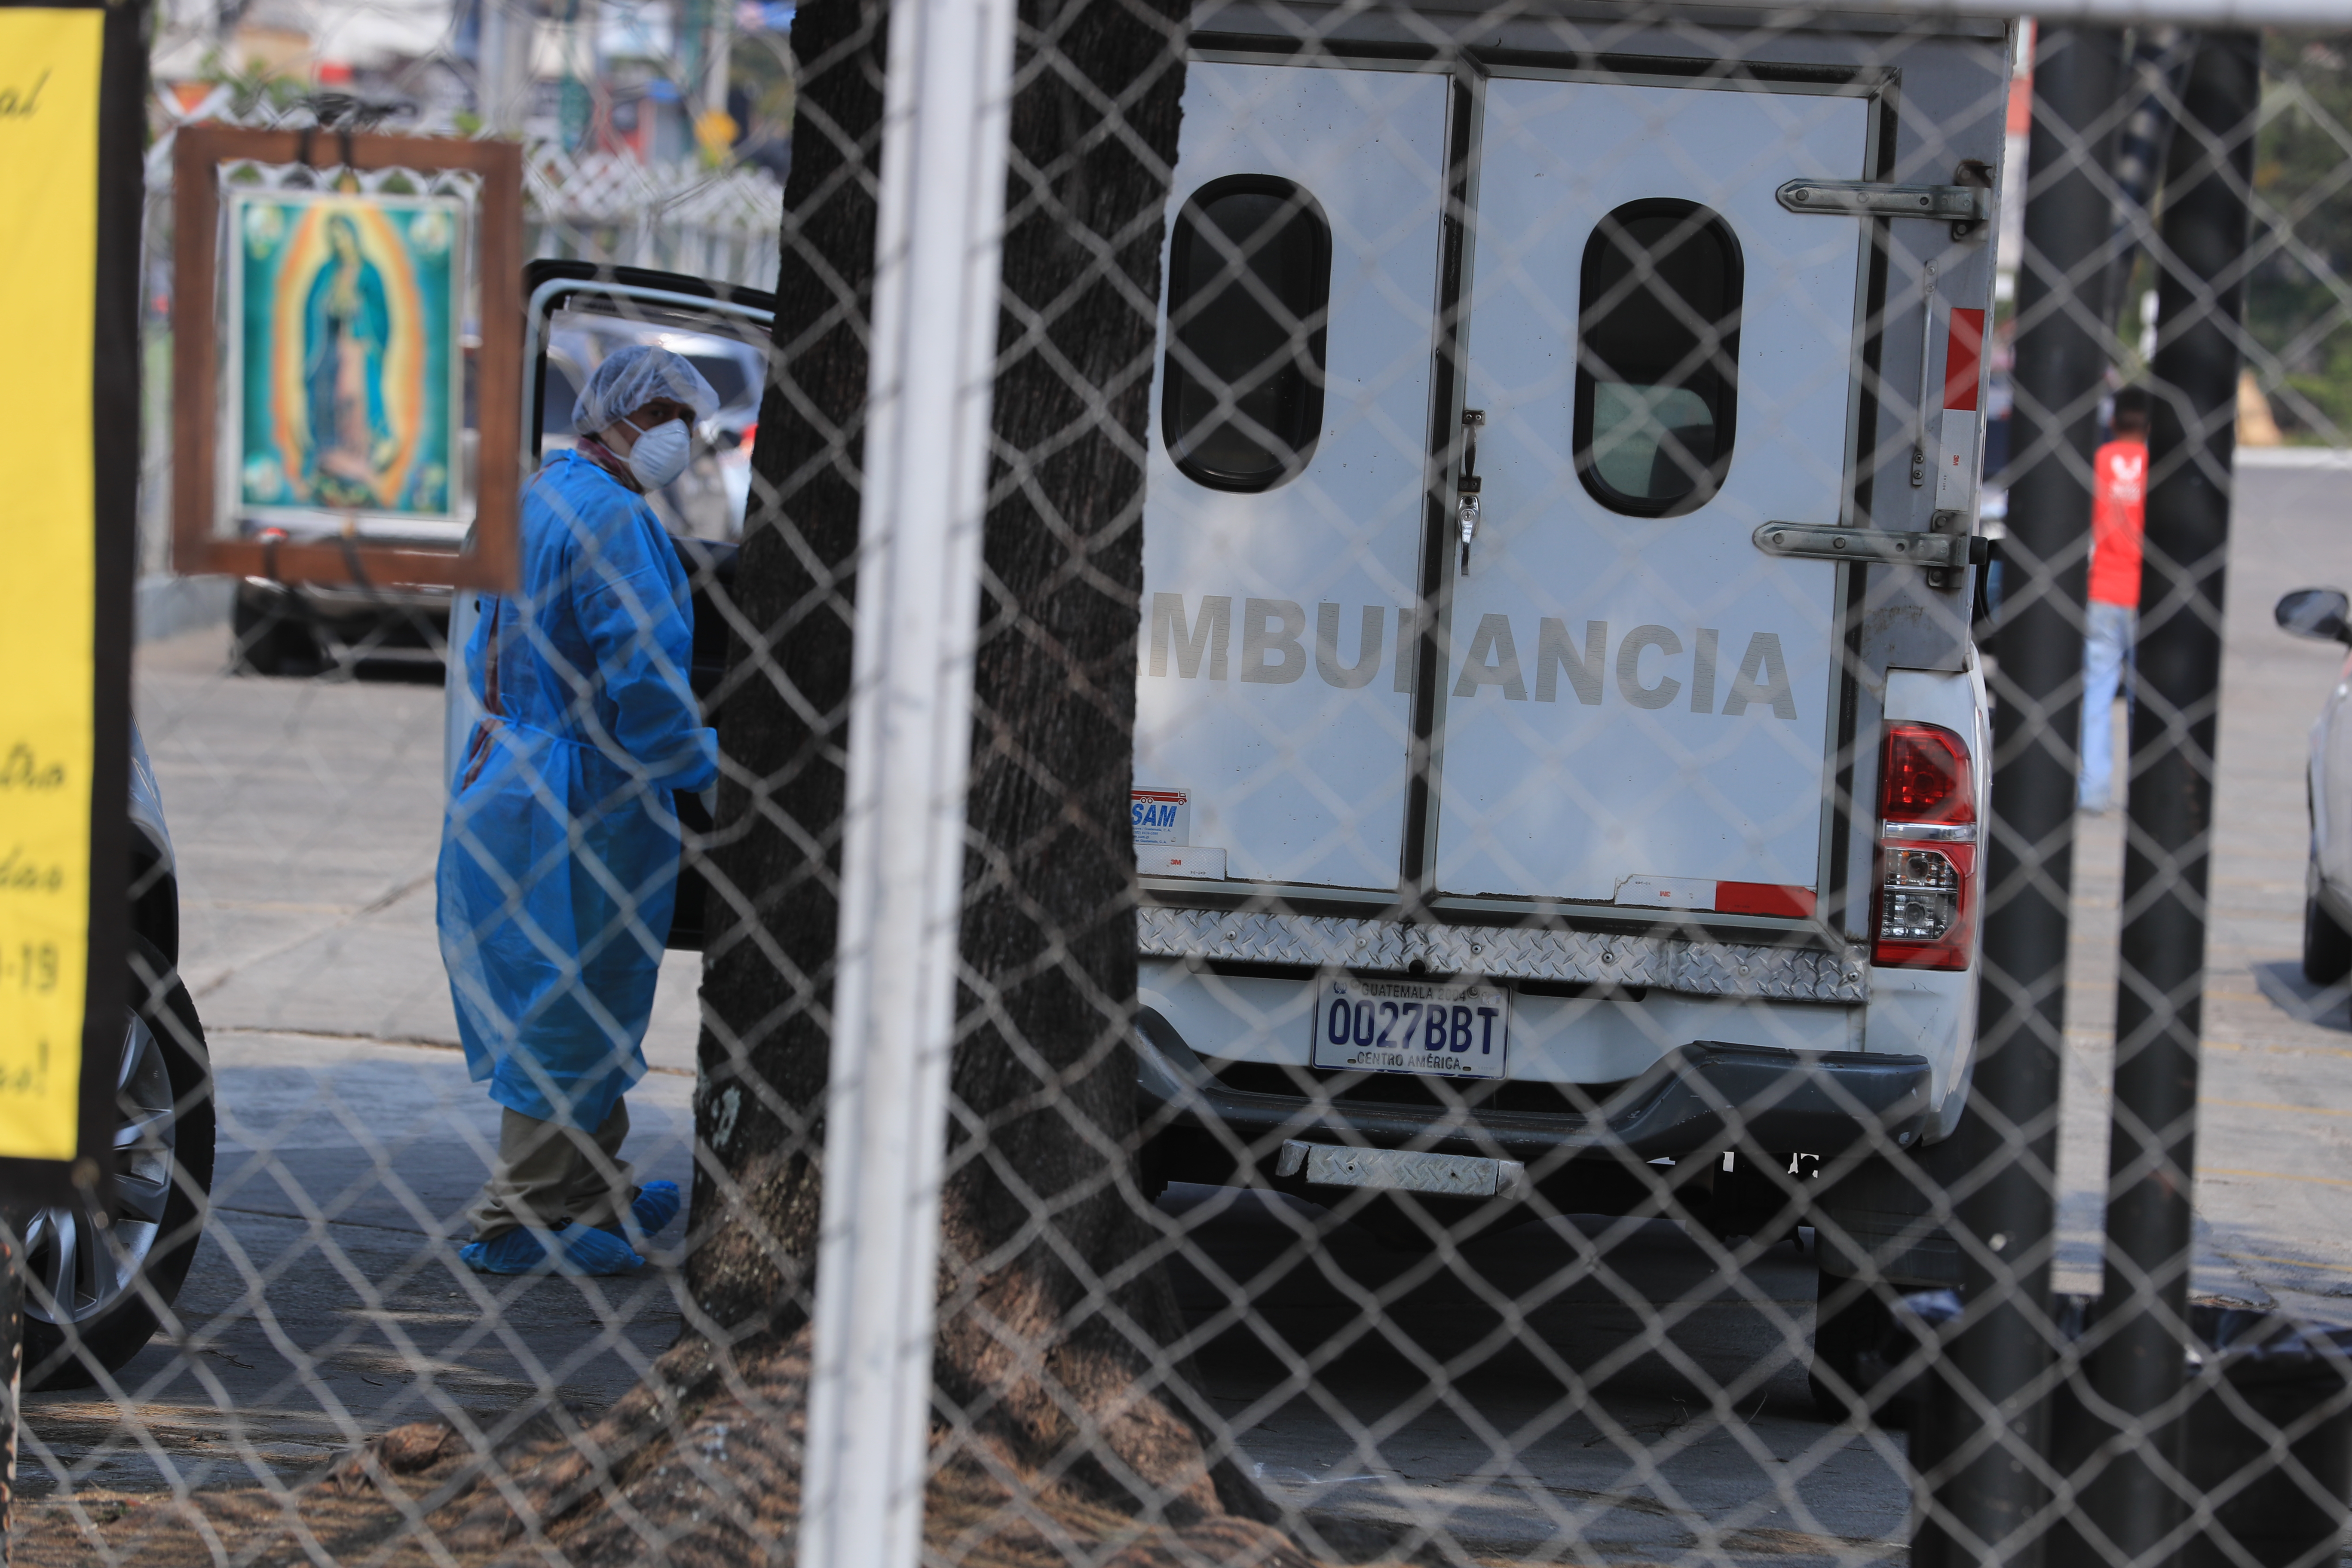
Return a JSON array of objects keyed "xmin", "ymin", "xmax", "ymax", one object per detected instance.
[
  {"xmin": 1352, "ymin": 1194, "xmax": 1444, "ymax": 1251},
  {"xmin": 2305, "ymin": 892, "xmax": 2352, "ymax": 987},
  {"xmin": 1809, "ymin": 1266, "xmax": 1898, "ymax": 1423},
  {"xmin": 21, "ymin": 936, "xmax": 215, "ymax": 1390},
  {"xmin": 1350, "ymin": 1192, "xmax": 1507, "ymax": 1252},
  {"xmin": 232, "ymin": 593, "xmax": 313, "ymax": 677}
]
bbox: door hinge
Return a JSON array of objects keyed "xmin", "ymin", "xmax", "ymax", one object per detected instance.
[
  {"xmin": 1777, "ymin": 178, "xmax": 1993, "ymax": 227},
  {"xmin": 1753, "ymin": 519, "xmax": 1989, "ymax": 584}
]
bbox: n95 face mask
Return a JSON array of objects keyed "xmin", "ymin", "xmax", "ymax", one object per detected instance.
[{"xmin": 624, "ymin": 417, "xmax": 692, "ymax": 490}]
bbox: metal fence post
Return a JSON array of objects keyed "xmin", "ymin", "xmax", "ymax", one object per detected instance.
[
  {"xmin": 0, "ymin": 1208, "xmax": 25, "ymax": 1568},
  {"xmin": 795, "ymin": 3, "xmax": 1019, "ymax": 1568},
  {"xmin": 2102, "ymin": 28, "xmax": 2190, "ymax": 341},
  {"xmin": 1919, "ymin": 25, "xmax": 2121, "ymax": 1567},
  {"xmin": 2079, "ymin": 30, "xmax": 2260, "ymax": 1564}
]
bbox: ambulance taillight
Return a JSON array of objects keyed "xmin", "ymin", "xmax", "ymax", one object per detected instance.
[{"xmin": 1874, "ymin": 723, "xmax": 1977, "ymax": 971}]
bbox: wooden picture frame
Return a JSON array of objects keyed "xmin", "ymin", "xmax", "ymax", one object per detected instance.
[{"xmin": 170, "ymin": 125, "xmax": 523, "ymax": 591}]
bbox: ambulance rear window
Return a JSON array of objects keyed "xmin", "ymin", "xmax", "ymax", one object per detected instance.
[
  {"xmin": 1575, "ymin": 199, "xmax": 1742, "ymax": 518},
  {"xmin": 1161, "ymin": 175, "xmax": 1331, "ymax": 492}
]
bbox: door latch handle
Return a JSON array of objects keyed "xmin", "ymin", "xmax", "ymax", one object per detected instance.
[
  {"xmin": 1776, "ymin": 178, "xmax": 1994, "ymax": 225},
  {"xmin": 1913, "ymin": 261, "xmax": 1936, "ymax": 488},
  {"xmin": 1754, "ymin": 520, "xmax": 1990, "ymax": 577},
  {"xmin": 1458, "ymin": 409, "xmax": 1485, "ymax": 575}
]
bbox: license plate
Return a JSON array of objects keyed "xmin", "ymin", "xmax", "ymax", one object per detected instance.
[{"xmin": 1310, "ymin": 975, "xmax": 1510, "ymax": 1080}]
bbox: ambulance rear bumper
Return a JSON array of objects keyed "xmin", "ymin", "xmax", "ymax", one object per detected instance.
[{"xmin": 1133, "ymin": 1006, "xmax": 1931, "ymax": 1179}]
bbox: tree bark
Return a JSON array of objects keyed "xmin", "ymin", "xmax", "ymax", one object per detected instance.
[
  {"xmin": 416, "ymin": 4, "xmax": 1320, "ymax": 1562},
  {"xmin": 931, "ymin": 0, "xmax": 1242, "ymax": 1519}
]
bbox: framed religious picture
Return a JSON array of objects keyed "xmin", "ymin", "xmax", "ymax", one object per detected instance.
[
  {"xmin": 226, "ymin": 188, "xmax": 466, "ymax": 527},
  {"xmin": 171, "ymin": 126, "xmax": 523, "ymax": 590}
]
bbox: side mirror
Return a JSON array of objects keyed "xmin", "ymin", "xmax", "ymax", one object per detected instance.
[{"xmin": 2277, "ymin": 588, "xmax": 2352, "ymax": 644}]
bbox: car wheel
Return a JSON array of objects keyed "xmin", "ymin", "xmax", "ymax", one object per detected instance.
[
  {"xmin": 231, "ymin": 593, "xmax": 313, "ymax": 677},
  {"xmin": 2305, "ymin": 892, "xmax": 2352, "ymax": 986},
  {"xmin": 20, "ymin": 936, "xmax": 215, "ymax": 1390}
]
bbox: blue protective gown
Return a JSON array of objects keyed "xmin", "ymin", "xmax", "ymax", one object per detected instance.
[{"xmin": 436, "ymin": 450, "xmax": 719, "ymax": 1129}]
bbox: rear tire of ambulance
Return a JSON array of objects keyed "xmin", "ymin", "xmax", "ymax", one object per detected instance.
[
  {"xmin": 1808, "ymin": 1267, "xmax": 1898, "ymax": 1424},
  {"xmin": 1352, "ymin": 1194, "xmax": 1445, "ymax": 1252},
  {"xmin": 2303, "ymin": 891, "xmax": 2352, "ymax": 986},
  {"xmin": 1352, "ymin": 1191, "xmax": 1515, "ymax": 1253},
  {"xmin": 20, "ymin": 938, "xmax": 215, "ymax": 1390}
]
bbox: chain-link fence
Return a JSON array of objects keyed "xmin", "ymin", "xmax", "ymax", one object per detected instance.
[{"xmin": 17, "ymin": 2, "xmax": 2352, "ymax": 1565}]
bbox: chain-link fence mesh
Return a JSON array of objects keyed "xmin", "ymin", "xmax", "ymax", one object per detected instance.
[{"xmin": 16, "ymin": 3, "xmax": 2352, "ymax": 1566}]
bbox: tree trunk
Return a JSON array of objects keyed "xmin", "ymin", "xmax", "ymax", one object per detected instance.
[{"xmin": 420, "ymin": 4, "xmax": 1320, "ymax": 1562}]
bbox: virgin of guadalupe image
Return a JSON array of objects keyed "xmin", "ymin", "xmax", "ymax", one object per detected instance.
[{"xmin": 302, "ymin": 214, "xmax": 396, "ymax": 507}]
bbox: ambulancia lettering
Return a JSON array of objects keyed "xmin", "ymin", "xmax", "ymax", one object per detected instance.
[{"xmin": 1142, "ymin": 593, "xmax": 1796, "ymax": 719}]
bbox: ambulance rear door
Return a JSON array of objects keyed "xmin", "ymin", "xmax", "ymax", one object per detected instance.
[
  {"xmin": 1429, "ymin": 68, "xmax": 1878, "ymax": 921},
  {"xmin": 1133, "ymin": 54, "xmax": 1451, "ymax": 894}
]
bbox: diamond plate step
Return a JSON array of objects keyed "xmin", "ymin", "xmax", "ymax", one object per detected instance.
[{"xmin": 1136, "ymin": 907, "xmax": 1868, "ymax": 1004}]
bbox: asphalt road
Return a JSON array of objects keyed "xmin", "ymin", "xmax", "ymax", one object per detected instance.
[{"xmin": 18, "ymin": 454, "xmax": 2352, "ymax": 1564}]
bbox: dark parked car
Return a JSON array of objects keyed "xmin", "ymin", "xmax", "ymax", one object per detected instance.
[
  {"xmin": 232, "ymin": 572, "xmax": 453, "ymax": 678},
  {"xmin": 21, "ymin": 729, "xmax": 216, "ymax": 1388}
]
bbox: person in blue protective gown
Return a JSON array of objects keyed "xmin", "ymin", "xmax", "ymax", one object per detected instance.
[{"xmin": 437, "ymin": 345, "xmax": 721, "ymax": 1275}]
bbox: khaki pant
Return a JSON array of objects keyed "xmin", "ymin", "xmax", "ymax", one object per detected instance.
[{"xmin": 465, "ymin": 1099, "xmax": 637, "ymax": 1243}]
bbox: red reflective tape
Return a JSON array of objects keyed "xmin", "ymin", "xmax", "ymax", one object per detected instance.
[
  {"xmin": 1714, "ymin": 883, "xmax": 1816, "ymax": 918},
  {"xmin": 1944, "ymin": 308, "xmax": 1985, "ymax": 411}
]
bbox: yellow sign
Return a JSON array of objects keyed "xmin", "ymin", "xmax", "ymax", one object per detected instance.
[
  {"xmin": 695, "ymin": 109, "xmax": 738, "ymax": 164},
  {"xmin": 0, "ymin": 10, "xmax": 102, "ymax": 1161}
]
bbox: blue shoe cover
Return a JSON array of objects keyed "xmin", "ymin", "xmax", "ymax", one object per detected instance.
[
  {"xmin": 462, "ymin": 1223, "xmax": 641, "ymax": 1275},
  {"xmin": 631, "ymin": 1181, "xmax": 682, "ymax": 1236},
  {"xmin": 558, "ymin": 1223, "xmax": 643, "ymax": 1275},
  {"xmin": 460, "ymin": 1227, "xmax": 549, "ymax": 1274}
]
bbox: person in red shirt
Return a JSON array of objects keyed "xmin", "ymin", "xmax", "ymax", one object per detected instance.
[{"xmin": 2081, "ymin": 386, "xmax": 2150, "ymax": 810}]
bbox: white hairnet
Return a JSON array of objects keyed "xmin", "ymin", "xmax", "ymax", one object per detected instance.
[{"xmin": 572, "ymin": 345, "xmax": 721, "ymax": 435}]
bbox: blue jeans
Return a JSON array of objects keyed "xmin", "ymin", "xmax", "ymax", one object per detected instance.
[{"xmin": 2080, "ymin": 601, "xmax": 2137, "ymax": 809}]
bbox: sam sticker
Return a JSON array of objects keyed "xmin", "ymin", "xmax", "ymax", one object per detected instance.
[{"xmin": 1132, "ymin": 787, "xmax": 1189, "ymax": 846}]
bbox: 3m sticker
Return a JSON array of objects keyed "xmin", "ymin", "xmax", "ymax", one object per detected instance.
[
  {"xmin": 1137, "ymin": 846, "xmax": 1225, "ymax": 880},
  {"xmin": 1937, "ymin": 409, "xmax": 1981, "ymax": 510}
]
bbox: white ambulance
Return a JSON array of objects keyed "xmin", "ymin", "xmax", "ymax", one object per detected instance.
[{"xmin": 1126, "ymin": 7, "xmax": 2008, "ymax": 1317}]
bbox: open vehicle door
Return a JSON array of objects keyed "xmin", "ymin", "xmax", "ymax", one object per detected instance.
[{"xmin": 444, "ymin": 260, "xmax": 774, "ymax": 949}]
